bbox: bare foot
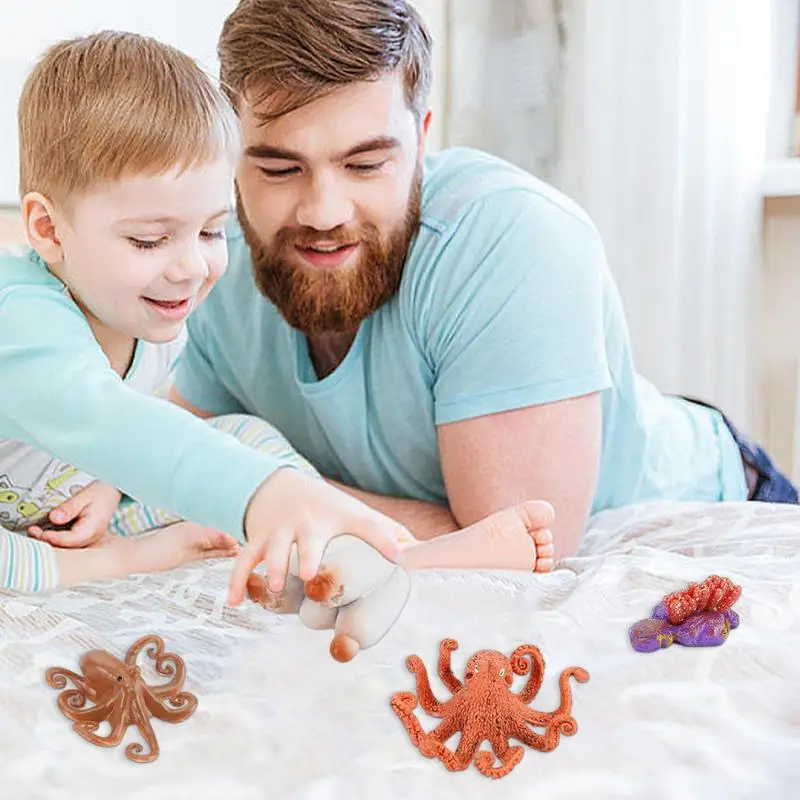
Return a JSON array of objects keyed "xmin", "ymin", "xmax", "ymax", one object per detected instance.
[
  {"xmin": 243, "ymin": 501, "xmax": 554, "ymax": 612},
  {"xmin": 401, "ymin": 500, "xmax": 556, "ymax": 572},
  {"xmin": 56, "ymin": 522, "xmax": 240, "ymax": 587}
]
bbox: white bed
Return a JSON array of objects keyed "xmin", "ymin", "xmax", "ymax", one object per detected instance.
[{"xmin": 1, "ymin": 500, "xmax": 798, "ymax": 800}]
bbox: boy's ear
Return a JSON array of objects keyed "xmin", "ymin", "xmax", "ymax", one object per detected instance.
[{"xmin": 20, "ymin": 192, "xmax": 64, "ymax": 264}]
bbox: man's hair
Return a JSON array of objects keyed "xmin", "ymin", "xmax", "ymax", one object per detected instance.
[
  {"xmin": 18, "ymin": 31, "xmax": 240, "ymax": 204},
  {"xmin": 217, "ymin": 0, "xmax": 432, "ymax": 124}
]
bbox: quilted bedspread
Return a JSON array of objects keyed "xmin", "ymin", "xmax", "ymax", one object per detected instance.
[{"xmin": 1, "ymin": 500, "xmax": 798, "ymax": 799}]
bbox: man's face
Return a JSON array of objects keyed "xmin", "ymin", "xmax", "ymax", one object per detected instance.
[{"xmin": 235, "ymin": 73, "xmax": 429, "ymax": 334}]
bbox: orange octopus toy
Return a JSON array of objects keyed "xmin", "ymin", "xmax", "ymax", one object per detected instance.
[{"xmin": 391, "ymin": 638, "xmax": 589, "ymax": 778}]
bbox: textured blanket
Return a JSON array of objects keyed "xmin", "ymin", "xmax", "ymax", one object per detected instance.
[{"xmin": 1, "ymin": 500, "xmax": 798, "ymax": 799}]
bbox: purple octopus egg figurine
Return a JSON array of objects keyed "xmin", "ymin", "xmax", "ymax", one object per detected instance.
[{"xmin": 629, "ymin": 575, "xmax": 742, "ymax": 653}]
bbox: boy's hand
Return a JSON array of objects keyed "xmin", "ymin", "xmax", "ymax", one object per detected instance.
[
  {"xmin": 227, "ymin": 468, "xmax": 408, "ymax": 606},
  {"xmin": 28, "ymin": 481, "xmax": 122, "ymax": 548}
]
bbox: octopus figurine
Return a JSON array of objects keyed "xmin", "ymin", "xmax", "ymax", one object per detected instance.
[
  {"xmin": 390, "ymin": 638, "xmax": 589, "ymax": 779},
  {"xmin": 629, "ymin": 575, "xmax": 742, "ymax": 653},
  {"xmin": 45, "ymin": 635, "xmax": 197, "ymax": 763}
]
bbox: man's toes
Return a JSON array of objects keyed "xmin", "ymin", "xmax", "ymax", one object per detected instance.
[
  {"xmin": 532, "ymin": 527, "xmax": 553, "ymax": 545},
  {"xmin": 518, "ymin": 500, "xmax": 555, "ymax": 531},
  {"xmin": 534, "ymin": 557, "xmax": 554, "ymax": 573},
  {"xmin": 535, "ymin": 542, "xmax": 555, "ymax": 559}
]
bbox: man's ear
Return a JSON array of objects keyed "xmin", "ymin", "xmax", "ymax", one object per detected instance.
[
  {"xmin": 422, "ymin": 109, "xmax": 432, "ymax": 137},
  {"xmin": 418, "ymin": 109, "xmax": 433, "ymax": 156},
  {"xmin": 20, "ymin": 192, "xmax": 64, "ymax": 264}
]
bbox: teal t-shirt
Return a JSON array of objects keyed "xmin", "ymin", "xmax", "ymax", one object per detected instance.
[{"xmin": 175, "ymin": 146, "xmax": 748, "ymax": 513}]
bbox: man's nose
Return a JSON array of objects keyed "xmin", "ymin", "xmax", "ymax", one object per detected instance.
[{"xmin": 295, "ymin": 172, "xmax": 354, "ymax": 231}]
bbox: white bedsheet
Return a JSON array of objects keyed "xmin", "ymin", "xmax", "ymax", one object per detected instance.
[{"xmin": 1, "ymin": 500, "xmax": 798, "ymax": 799}]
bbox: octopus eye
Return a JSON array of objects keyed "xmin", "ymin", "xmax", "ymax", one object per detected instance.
[
  {"xmin": 499, "ymin": 668, "xmax": 505, "ymax": 677},
  {"xmin": 116, "ymin": 675, "xmax": 123, "ymax": 682}
]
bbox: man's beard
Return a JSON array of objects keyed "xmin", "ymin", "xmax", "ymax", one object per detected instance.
[{"xmin": 239, "ymin": 166, "xmax": 422, "ymax": 335}]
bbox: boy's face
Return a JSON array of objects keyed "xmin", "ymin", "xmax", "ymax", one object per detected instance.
[
  {"xmin": 234, "ymin": 72, "xmax": 428, "ymax": 334},
  {"xmin": 52, "ymin": 158, "xmax": 233, "ymax": 344}
]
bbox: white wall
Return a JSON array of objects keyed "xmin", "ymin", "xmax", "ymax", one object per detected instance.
[
  {"xmin": 0, "ymin": 0, "xmax": 446, "ymax": 206},
  {"xmin": 0, "ymin": 0, "xmax": 238, "ymax": 205}
]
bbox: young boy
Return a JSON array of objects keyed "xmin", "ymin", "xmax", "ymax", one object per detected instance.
[
  {"xmin": 1, "ymin": 31, "xmax": 554, "ymax": 599},
  {"xmin": 0, "ymin": 30, "xmax": 416, "ymax": 598}
]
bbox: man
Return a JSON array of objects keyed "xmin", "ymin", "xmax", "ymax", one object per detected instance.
[{"xmin": 170, "ymin": 0, "xmax": 797, "ymax": 560}]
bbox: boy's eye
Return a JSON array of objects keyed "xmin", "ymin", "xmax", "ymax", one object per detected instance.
[
  {"xmin": 128, "ymin": 237, "xmax": 166, "ymax": 250},
  {"xmin": 200, "ymin": 229, "xmax": 226, "ymax": 241}
]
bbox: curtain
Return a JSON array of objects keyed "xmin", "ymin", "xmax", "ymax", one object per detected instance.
[
  {"xmin": 558, "ymin": 0, "xmax": 771, "ymax": 432},
  {"xmin": 440, "ymin": 0, "xmax": 772, "ymax": 433},
  {"xmin": 440, "ymin": 0, "xmax": 565, "ymax": 182}
]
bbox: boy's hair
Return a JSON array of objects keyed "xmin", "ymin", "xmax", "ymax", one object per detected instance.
[
  {"xmin": 18, "ymin": 31, "xmax": 240, "ymax": 204},
  {"xmin": 217, "ymin": 0, "xmax": 432, "ymax": 125}
]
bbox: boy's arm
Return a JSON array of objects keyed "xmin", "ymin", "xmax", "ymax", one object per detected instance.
[{"xmin": 0, "ymin": 286, "xmax": 282, "ymax": 539}]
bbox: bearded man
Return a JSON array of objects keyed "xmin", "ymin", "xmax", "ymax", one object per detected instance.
[{"xmin": 170, "ymin": 0, "xmax": 797, "ymax": 564}]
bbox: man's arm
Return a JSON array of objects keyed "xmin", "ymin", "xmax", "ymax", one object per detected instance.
[
  {"xmin": 169, "ymin": 385, "xmax": 460, "ymax": 540},
  {"xmin": 168, "ymin": 384, "xmax": 214, "ymax": 419},
  {"xmin": 416, "ymin": 189, "xmax": 612, "ymax": 559},
  {"xmin": 437, "ymin": 393, "xmax": 602, "ymax": 559},
  {"xmin": 326, "ymin": 480, "xmax": 459, "ymax": 541}
]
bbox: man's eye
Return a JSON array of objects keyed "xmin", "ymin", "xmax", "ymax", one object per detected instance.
[
  {"xmin": 347, "ymin": 161, "xmax": 386, "ymax": 173},
  {"xmin": 127, "ymin": 237, "xmax": 166, "ymax": 250},
  {"xmin": 258, "ymin": 166, "xmax": 300, "ymax": 178}
]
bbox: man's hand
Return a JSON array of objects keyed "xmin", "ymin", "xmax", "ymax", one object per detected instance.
[
  {"xmin": 28, "ymin": 481, "xmax": 122, "ymax": 548},
  {"xmin": 227, "ymin": 467, "xmax": 409, "ymax": 607}
]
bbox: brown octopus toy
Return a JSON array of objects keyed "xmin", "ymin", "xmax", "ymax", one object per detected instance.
[
  {"xmin": 45, "ymin": 635, "xmax": 197, "ymax": 763},
  {"xmin": 391, "ymin": 638, "xmax": 589, "ymax": 779}
]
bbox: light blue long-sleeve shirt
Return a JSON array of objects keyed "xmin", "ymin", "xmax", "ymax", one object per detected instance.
[{"xmin": 0, "ymin": 251, "xmax": 283, "ymax": 539}]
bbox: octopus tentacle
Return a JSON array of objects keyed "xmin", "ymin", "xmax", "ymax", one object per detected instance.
[
  {"xmin": 124, "ymin": 635, "xmax": 164, "ymax": 667},
  {"xmin": 149, "ymin": 651, "xmax": 185, "ymax": 690},
  {"xmin": 447, "ymin": 725, "xmax": 483, "ymax": 771},
  {"xmin": 474, "ymin": 735, "xmax": 525, "ymax": 779},
  {"xmin": 125, "ymin": 685, "xmax": 160, "ymax": 763},
  {"xmin": 389, "ymin": 693, "xmax": 461, "ymax": 764},
  {"xmin": 391, "ymin": 691, "xmax": 417, "ymax": 714},
  {"xmin": 437, "ymin": 639, "xmax": 463, "ymax": 693},
  {"xmin": 58, "ymin": 691, "xmax": 119, "ymax": 723},
  {"xmin": 521, "ymin": 707, "xmax": 555, "ymax": 727},
  {"xmin": 45, "ymin": 667, "xmax": 98, "ymax": 703},
  {"xmin": 140, "ymin": 683, "xmax": 197, "ymax": 723},
  {"xmin": 72, "ymin": 696, "xmax": 128, "ymax": 748},
  {"xmin": 554, "ymin": 667, "xmax": 589, "ymax": 717},
  {"xmin": 126, "ymin": 635, "xmax": 187, "ymax": 697},
  {"xmin": 510, "ymin": 644, "xmax": 545, "ymax": 704},
  {"xmin": 511, "ymin": 713, "xmax": 576, "ymax": 752},
  {"xmin": 522, "ymin": 666, "xmax": 588, "ymax": 726},
  {"xmin": 405, "ymin": 655, "xmax": 445, "ymax": 717},
  {"xmin": 390, "ymin": 692, "xmax": 430, "ymax": 751},
  {"xmin": 426, "ymin": 714, "xmax": 462, "ymax": 749}
]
